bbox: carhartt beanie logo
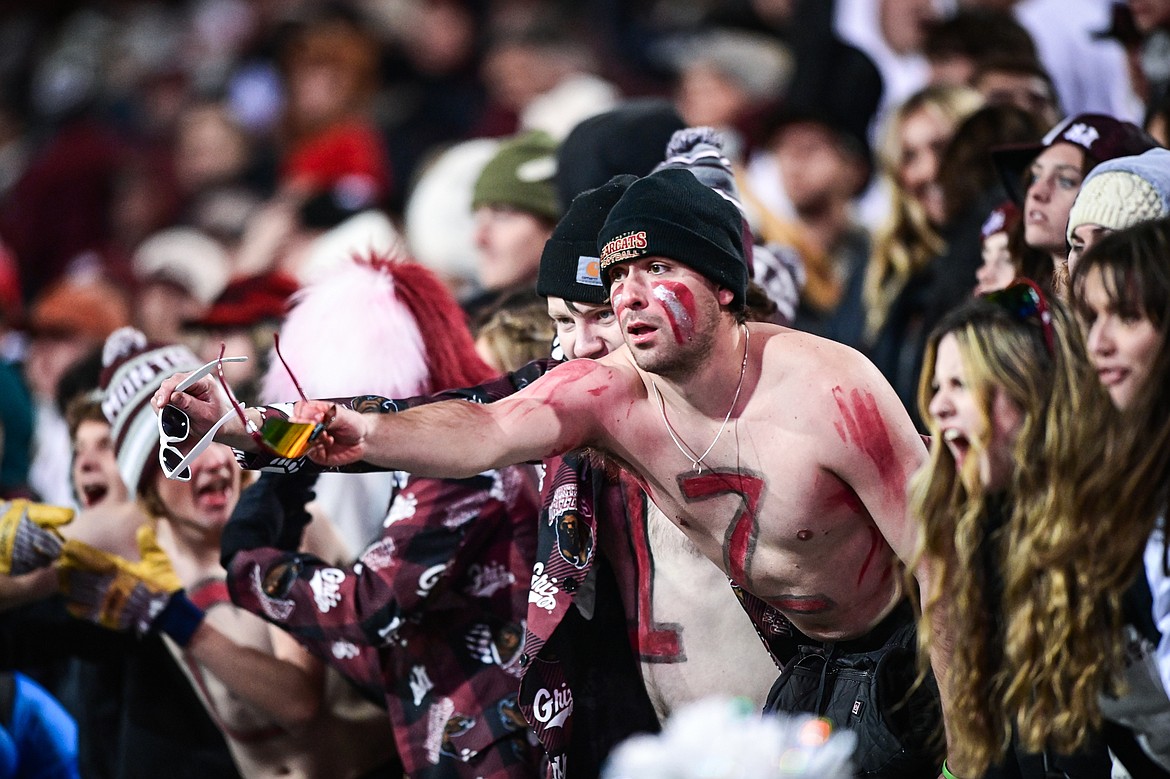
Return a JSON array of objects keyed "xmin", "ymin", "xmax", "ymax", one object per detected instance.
[
  {"xmin": 596, "ymin": 168, "xmax": 748, "ymax": 309},
  {"xmin": 537, "ymin": 175, "xmax": 636, "ymax": 304}
]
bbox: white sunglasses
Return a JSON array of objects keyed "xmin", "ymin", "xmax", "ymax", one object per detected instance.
[{"xmin": 157, "ymin": 356, "xmax": 247, "ymax": 481}]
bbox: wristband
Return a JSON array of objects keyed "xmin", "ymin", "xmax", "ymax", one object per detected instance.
[
  {"xmin": 941, "ymin": 759, "xmax": 960, "ymax": 779},
  {"xmin": 154, "ymin": 591, "xmax": 206, "ymax": 647}
]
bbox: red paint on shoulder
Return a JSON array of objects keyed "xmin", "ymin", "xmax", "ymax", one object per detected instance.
[
  {"xmin": 831, "ymin": 386, "xmax": 905, "ymax": 491},
  {"xmin": 546, "ymin": 359, "xmax": 596, "ymax": 383},
  {"xmin": 536, "ymin": 360, "xmax": 606, "ymax": 400}
]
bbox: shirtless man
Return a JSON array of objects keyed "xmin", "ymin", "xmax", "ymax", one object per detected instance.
[
  {"xmin": 525, "ymin": 174, "xmax": 779, "ymax": 767},
  {"xmin": 226, "ymin": 176, "xmax": 778, "ymax": 777},
  {"xmin": 158, "ymin": 170, "xmax": 939, "ymax": 775}
]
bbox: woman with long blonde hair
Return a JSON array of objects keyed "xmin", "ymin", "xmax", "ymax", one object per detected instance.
[
  {"xmin": 911, "ymin": 282, "xmax": 1134, "ymax": 778},
  {"xmin": 861, "ymin": 84, "xmax": 983, "ymax": 417}
]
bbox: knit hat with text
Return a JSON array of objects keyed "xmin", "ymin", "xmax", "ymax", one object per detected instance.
[
  {"xmin": 99, "ymin": 327, "xmax": 201, "ymax": 496},
  {"xmin": 538, "ymin": 174, "xmax": 636, "ymax": 304},
  {"xmin": 597, "ymin": 168, "xmax": 748, "ymax": 310},
  {"xmin": 1066, "ymin": 147, "xmax": 1170, "ymax": 242}
]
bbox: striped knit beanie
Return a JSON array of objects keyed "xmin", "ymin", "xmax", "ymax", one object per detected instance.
[{"xmin": 99, "ymin": 327, "xmax": 201, "ymax": 496}]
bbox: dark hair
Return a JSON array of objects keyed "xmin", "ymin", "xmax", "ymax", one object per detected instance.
[
  {"xmin": 923, "ymin": 10, "xmax": 1037, "ymax": 65},
  {"xmin": 939, "ymin": 104, "xmax": 1046, "ymax": 223},
  {"xmin": 762, "ymin": 107, "xmax": 873, "ymax": 192},
  {"xmin": 973, "ymin": 54, "xmax": 1062, "ymax": 115},
  {"xmin": 1144, "ymin": 85, "xmax": 1170, "ymax": 142},
  {"xmin": 973, "ymin": 54, "xmax": 1055, "ymax": 89},
  {"xmin": 744, "ymin": 279, "xmax": 778, "ymax": 325},
  {"xmin": 1010, "ymin": 228, "xmax": 1055, "ymax": 296},
  {"xmin": 1073, "ymin": 217, "xmax": 1170, "ymax": 334},
  {"xmin": 1071, "ymin": 217, "xmax": 1170, "ymax": 555}
]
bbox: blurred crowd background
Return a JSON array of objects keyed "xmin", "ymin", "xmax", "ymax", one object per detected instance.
[{"xmin": 0, "ymin": 0, "xmax": 1161, "ymax": 509}]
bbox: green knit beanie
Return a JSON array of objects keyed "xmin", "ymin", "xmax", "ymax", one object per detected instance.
[{"xmin": 472, "ymin": 130, "xmax": 561, "ymax": 221}]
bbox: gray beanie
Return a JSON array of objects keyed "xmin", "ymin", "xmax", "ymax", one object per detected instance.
[{"xmin": 1067, "ymin": 147, "xmax": 1170, "ymax": 242}]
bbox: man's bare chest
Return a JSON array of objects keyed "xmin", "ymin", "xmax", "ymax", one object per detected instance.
[{"xmin": 620, "ymin": 422, "xmax": 861, "ymax": 571}]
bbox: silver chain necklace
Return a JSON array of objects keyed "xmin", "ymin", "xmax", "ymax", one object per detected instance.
[{"xmin": 650, "ymin": 323, "xmax": 749, "ymax": 474}]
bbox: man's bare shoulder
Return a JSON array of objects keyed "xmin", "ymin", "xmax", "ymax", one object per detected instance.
[
  {"xmin": 504, "ymin": 352, "xmax": 646, "ymax": 426},
  {"xmin": 755, "ymin": 325, "xmax": 885, "ymax": 395},
  {"xmin": 546, "ymin": 349, "xmax": 645, "ymax": 395}
]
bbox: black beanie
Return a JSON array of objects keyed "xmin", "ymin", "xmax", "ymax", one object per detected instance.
[
  {"xmin": 537, "ymin": 175, "xmax": 636, "ymax": 304},
  {"xmin": 597, "ymin": 168, "xmax": 748, "ymax": 309},
  {"xmin": 555, "ymin": 99, "xmax": 685, "ymax": 210}
]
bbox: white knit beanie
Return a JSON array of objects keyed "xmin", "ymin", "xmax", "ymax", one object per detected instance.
[{"xmin": 1067, "ymin": 147, "xmax": 1170, "ymax": 242}]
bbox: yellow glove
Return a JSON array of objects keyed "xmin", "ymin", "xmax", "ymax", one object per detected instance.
[
  {"xmin": 59, "ymin": 525, "xmax": 193, "ymax": 638},
  {"xmin": 0, "ymin": 499, "xmax": 73, "ymax": 575}
]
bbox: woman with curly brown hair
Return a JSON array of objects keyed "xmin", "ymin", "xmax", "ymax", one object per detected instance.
[{"xmin": 910, "ymin": 281, "xmax": 1138, "ymax": 778}]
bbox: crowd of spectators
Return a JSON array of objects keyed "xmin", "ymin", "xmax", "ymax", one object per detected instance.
[{"xmin": 2, "ymin": 1, "xmax": 1170, "ymax": 778}]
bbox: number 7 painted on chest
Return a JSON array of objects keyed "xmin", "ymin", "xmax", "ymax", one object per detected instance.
[{"xmin": 679, "ymin": 471, "xmax": 766, "ymax": 586}]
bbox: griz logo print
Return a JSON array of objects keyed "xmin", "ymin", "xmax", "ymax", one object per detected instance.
[
  {"xmin": 554, "ymin": 509, "xmax": 593, "ymax": 569},
  {"xmin": 440, "ymin": 713, "xmax": 477, "ymax": 759},
  {"xmin": 531, "ymin": 683, "xmax": 573, "ymax": 729}
]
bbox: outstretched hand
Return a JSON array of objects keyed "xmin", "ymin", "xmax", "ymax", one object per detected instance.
[
  {"xmin": 293, "ymin": 400, "xmax": 367, "ymax": 467},
  {"xmin": 151, "ymin": 369, "xmax": 234, "ymax": 444}
]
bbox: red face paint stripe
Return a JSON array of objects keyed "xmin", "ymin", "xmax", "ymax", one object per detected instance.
[
  {"xmin": 611, "ymin": 282, "xmax": 627, "ymax": 318},
  {"xmin": 651, "ymin": 281, "xmax": 696, "ymax": 345}
]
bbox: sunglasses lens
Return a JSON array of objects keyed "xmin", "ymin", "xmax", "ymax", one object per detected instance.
[
  {"xmin": 160, "ymin": 446, "xmax": 189, "ymax": 478},
  {"xmin": 1013, "ymin": 288, "xmax": 1038, "ymax": 317},
  {"xmin": 159, "ymin": 405, "xmax": 190, "ymax": 441},
  {"xmin": 987, "ymin": 285, "xmax": 1038, "ymax": 317},
  {"xmin": 258, "ymin": 418, "xmax": 323, "ymax": 459}
]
